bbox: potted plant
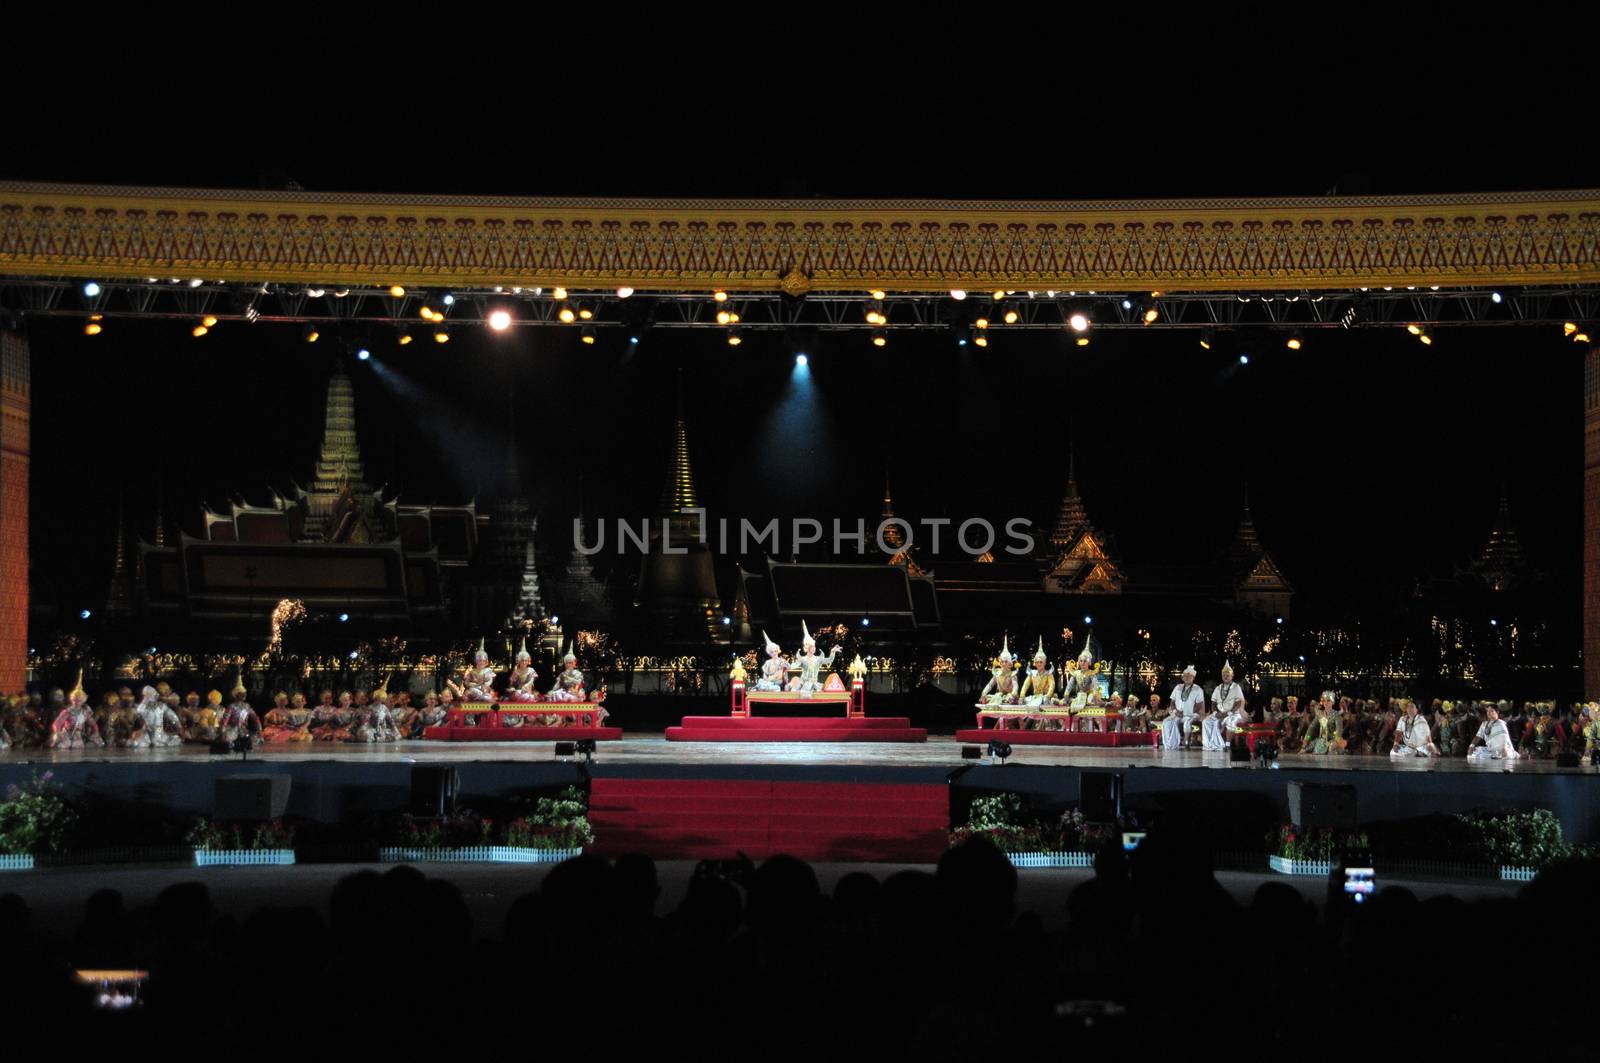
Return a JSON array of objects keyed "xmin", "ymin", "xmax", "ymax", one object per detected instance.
[
  {"xmin": 950, "ymin": 794, "xmax": 1094, "ymax": 868},
  {"xmin": 380, "ymin": 790, "xmax": 591, "ymax": 864},
  {"xmin": 0, "ymin": 772, "xmax": 78, "ymax": 870},
  {"xmin": 187, "ymin": 818, "xmax": 297, "ymax": 866},
  {"xmin": 1268, "ymin": 824, "xmax": 1369, "ymax": 875},
  {"xmin": 1455, "ymin": 809, "xmax": 1578, "ymax": 881}
]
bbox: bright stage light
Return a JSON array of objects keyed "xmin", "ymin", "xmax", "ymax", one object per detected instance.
[
  {"xmin": 1286, "ymin": 333, "xmax": 1302, "ymax": 350},
  {"xmin": 629, "ymin": 336, "xmax": 639, "ymax": 345},
  {"xmin": 338, "ymin": 613, "xmax": 350, "ymax": 622},
  {"xmin": 1577, "ymin": 331, "xmax": 1592, "ymax": 344},
  {"xmin": 1142, "ymin": 306, "xmax": 1160, "ymax": 325},
  {"xmin": 303, "ymin": 326, "xmax": 320, "ymax": 343},
  {"xmin": 581, "ymin": 326, "xmax": 596, "ymax": 345},
  {"xmin": 974, "ymin": 315, "xmax": 989, "ymax": 330},
  {"xmin": 713, "ymin": 290, "xmax": 728, "ymax": 302},
  {"xmin": 1003, "ymin": 305, "xmax": 1019, "ymax": 325},
  {"xmin": 202, "ymin": 315, "xmax": 218, "ymax": 328},
  {"xmin": 389, "ymin": 285, "xmax": 406, "ymax": 297},
  {"xmin": 307, "ymin": 288, "xmax": 326, "ymax": 298},
  {"xmin": 1491, "ymin": 291, "xmax": 1503, "ymax": 304},
  {"xmin": 82, "ymin": 281, "xmax": 101, "ymax": 297},
  {"xmin": 1122, "ymin": 298, "xmax": 1133, "ymax": 310},
  {"xmin": 577, "ymin": 304, "xmax": 593, "ymax": 321},
  {"xmin": 617, "ymin": 286, "xmax": 634, "ymax": 299},
  {"xmin": 1418, "ymin": 332, "xmax": 1433, "ymax": 346},
  {"xmin": 1069, "ymin": 312, "xmax": 1090, "ymax": 333},
  {"xmin": 727, "ymin": 329, "xmax": 742, "ymax": 346},
  {"xmin": 553, "ymin": 286, "xmax": 569, "ymax": 301},
  {"xmin": 419, "ymin": 306, "xmax": 437, "ymax": 321},
  {"xmin": 191, "ymin": 325, "xmax": 208, "ymax": 338},
  {"xmin": 356, "ymin": 348, "xmax": 371, "ymax": 361},
  {"xmin": 974, "ymin": 332, "xmax": 989, "ymax": 348},
  {"xmin": 80, "ymin": 609, "xmax": 92, "ymax": 620},
  {"xmin": 716, "ymin": 309, "xmax": 733, "ymax": 325},
  {"xmin": 872, "ymin": 329, "xmax": 887, "ymax": 347},
  {"xmin": 1565, "ymin": 321, "xmax": 1579, "ymax": 336},
  {"xmin": 433, "ymin": 327, "xmax": 450, "ymax": 344},
  {"xmin": 1199, "ymin": 331, "xmax": 1213, "ymax": 350},
  {"xmin": 84, "ymin": 319, "xmax": 103, "ymax": 336},
  {"xmin": 1239, "ymin": 354, "xmax": 1250, "ymax": 365},
  {"xmin": 1407, "ymin": 324, "xmax": 1424, "ymax": 335},
  {"xmin": 559, "ymin": 307, "xmax": 577, "ymax": 323},
  {"xmin": 398, "ymin": 329, "xmax": 413, "ymax": 346},
  {"xmin": 1075, "ymin": 336, "xmax": 1089, "ymax": 347},
  {"xmin": 722, "ymin": 616, "xmax": 732, "ymax": 626},
  {"xmin": 795, "ymin": 353, "xmax": 809, "ymax": 367},
  {"xmin": 188, "ymin": 278, "xmax": 204, "ymax": 288},
  {"xmin": 1083, "ymin": 615, "xmax": 1093, "ymax": 624},
  {"xmin": 861, "ymin": 617, "xmax": 871, "ymax": 626},
  {"xmin": 870, "ymin": 289, "xmax": 886, "ymax": 300},
  {"xmin": 949, "ymin": 289, "xmax": 967, "ymax": 300},
  {"xmin": 442, "ymin": 293, "xmax": 455, "ymax": 306},
  {"xmin": 991, "ymin": 290, "xmax": 1005, "ymax": 300},
  {"xmin": 488, "ymin": 309, "xmax": 512, "ymax": 331}
]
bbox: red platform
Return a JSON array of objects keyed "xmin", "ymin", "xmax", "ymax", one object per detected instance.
[
  {"xmin": 666, "ymin": 716, "xmax": 927, "ymax": 743},
  {"xmin": 954, "ymin": 728, "xmax": 1157, "ymax": 747},
  {"xmin": 422, "ymin": 725, "xmax": 623, "ymax": 742},
  {"xmin": 589, "ymin": 778, "xmax": 948, "ymax": 861}
]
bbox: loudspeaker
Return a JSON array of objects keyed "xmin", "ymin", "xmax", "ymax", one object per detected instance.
[
  {"xmin": 409, "ymin": 766, "xmax": 460, "ymax": 817},
  {"xmin": 1080, "ymin": 771, "xmax": 1123, "ymax": 822},
  {"xmin": 214, "ymin": 774, "xmax": 291, "ymax": 821},
  {"xmin": 1287, "ymin": 781, "xmax": 1357, "ymax": 829},
  {"xmin": 1230, "ymin": 741, "xmax": 1252, "ymax": 762}
]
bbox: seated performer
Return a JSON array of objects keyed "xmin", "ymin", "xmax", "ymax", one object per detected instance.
[
  {"xmin": 221, "ymin": 683, "xmax": 263, "ymax": 748},
  {"xmin": 1061, "ymin": 635, "xmax": 1099, "ymax": 709},
  {"xmin": 1018, "ymin": 638, "xmax": 1056, "ymax": 707},
  {"xmin": 1202, "ymin": 661, "xmax": 1242, "ymax": 751},
  {"xmin": 1123, "ymin": 694, "xmax": 1150, "ymax": 733},
  {"xmin": 1303, "ymin": 693, "xmax": 1342, "ymax": 755},
  {"xmin": 1581, "ymin": 704, "xmax": 1600, "ymax": 759},
  {"xmin": 754, "ymin": 631, "xmax": 788, "ymax": 692},
  {"xmin": 546, "ymin": 642, "xmax": 587, "ymax": 702},
  {"xmin": 1391, "ymin": 699, "xmax": 1437, "ymax": 757},
  {"xmin": 50, "ymin": 672, "xmax": 104, "ymax": 749},
  {"xmin": 355, "ymin": 676, "xmax": 401, "ymax": 742},
  {"xmin": 265, "ymin": 693, "xmax": 315, "ymax": 743},
  {"xmin": 504, "ymin": 639, "xmax": 541, "ymax": 703},
  {"xmin": 1518, "ymin": 704, "xmax": 1558, "ymax": 759},
  {"xmin": 416, "ymin": 691, "xmax": 447, "ymax": 736},
  {"xmin": 130, "ymin": 685, "xmax": 184, "ymax": 748},
  {"xmin": 186, "ymin": 691, "xmax": 223, "ymax": 743},
  {"xmin": 978, "ymin": 637, "xmax": 1020, "ymax": 726},
  {"xmin": 450, "ymin": 639, "xmax": 498, "ymax": 703},
  {"xmin": 1466, "ymin": 702, "xmax": 1520, "ymax": 760},
  {"xmin": 1162, "ymin": 665, "xmax": 1205, "ymax": 750},
  {"xmin": 390, "ymin": 691, "xmax": 418, "ymax": 738},
  {"xmin": 260, "ymin": 693, "xmax": 294, "ymax": 742},
  {"xmin": 786, "ymin": 621, "xmax": 840, "ymax": 697}
]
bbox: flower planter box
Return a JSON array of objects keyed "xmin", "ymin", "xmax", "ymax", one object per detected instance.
[
  {"xmin": 1007, "ymin": 851, "xmax": 1095, "ymax": 869},
  {"xmin": 1498, "ymin": 866, "xmax": 1537, "ymax": 882},
  {"xmin": 379, "ymin": 846, "xmax": 582, "ymax": 865},
  {"xmin": 0, "ymin": 854, "xmax": 36, "ymax": 872},
  {"xmin": 1268, "ymin": 855, "xmax": 1334, "ymax": 876},
  {"xmin": 192, "ymin": 848, "xmax": 296, "ymax": 867}
]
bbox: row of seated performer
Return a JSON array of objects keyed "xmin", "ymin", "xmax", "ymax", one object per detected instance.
[
  {"xmin": 442, "ymin": 637, "xmax": 608, "ymax": 727},
  {"xmin": 2, "ymin": 638, "xmax": 607, "ymax": 751},
  {"xmin": 977, "ymin": 635, "xmax": 1122, "ymax": 731}
]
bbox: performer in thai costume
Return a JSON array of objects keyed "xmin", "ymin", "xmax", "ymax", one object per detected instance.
[
  {"xmin": 546, "ymin": 642, "xmax": 588, "ymax": 702},
  {"xmin": 1202, "ymin": 661, "xmax": 1242, "ymax": 751},
  {"xmin": 355, "ymin": 676, "xmax": 401, "ymax": 742},
  {"xmin": 1278, "ymin": 695, "xmax": 1303, "ymax": 753},
  {"xmin": 786, "ymin": 621, "xmax": 841, "ymax": 697},
  {"xmin": 266, "ymin": 693, "xmax": 315, "ymax": 743},
  {"xmin": 390, "ymin": 691, "xmax": 419, "ymax": 738},
  {"xmin": 1303, "ymin": 693, "xmax": 1341, "ymax": 755},
  {"xmin": 1163, "ymin": 666, "xmax": 1205, "ymax": 750},
  {"xmin": 324, "ymin": 692, "xmax": 358, "ymax": 741},
  {"xmin": 309, "ymin": 691, "xmax": 339, "ymax": 740},
  {"xmin": 416, "ymin": 691, "xmax": 447, "ymax": 736},
  {"xmin": 1220, "ymin": 696, "xmax": 1249, "ymax": 748},
  {"xmin": 1517, "ymin": 704, "xmax": 1556, "ymax": 759},
  {"xmin": 1124, "ymin": 694, "xmax": 1150, "ymax": 733},
  {"xmin": 1390, "ymin": 700, "xmax": 1437, "ymax": 757},
  {"xmin": 1018, "ymin": 638, "xmax": 1056, "ymax": 707},
  {"xmin": 130, "ymin": 685, "xmax": 184, "ymax": 748},
  {"xmin": 1466, "ymin": 702, "xmax": 1520, "ymax": 760},
  {"xmin": 754, "ymin": 631, "xmax": 789, "ymax": 692},
  {"xmin": 261, "ymin": 693, "xmax": 294, "ymax": 742},
  {"xmin": 450, "ymin": 638, "xmax": 498, "ymax": 703},
  {"xmin": 1581, "ymin": 704, "xmax": 1600, "ymax": 759},
  {"xmin": 504, "ymin": 639, "xmax": 541, "ymax": 703},
  {"xmin": 186, "ymin": 692, "xmax": 223, "ymax": 743},
  {"xmin": 1061, "ymin": 635, "xmax": 1099, "ymax": 709},
  {"xmin": 978, "ymin": 636, "xmax": 1020, "ymax": 711},
  {"xmin": 221, "ymin": 683, "xmax": 263, "ymax": 748},
  {"xmin": 50, "ymin": 672, "xmax": 103, "ymax": 749}
]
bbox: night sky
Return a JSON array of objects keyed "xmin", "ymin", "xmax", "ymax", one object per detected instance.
[{"xmin": 8, "ymin": 116, "xmax": 1591, "ymax": 629}]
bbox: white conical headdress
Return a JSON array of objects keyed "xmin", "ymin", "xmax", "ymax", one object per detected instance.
[
  {"xmin": 1034, "ymin": 636, "xmax": 1047, "ymax": 662},
  {"xmin": 801, "ymin": 619, "xmax": 814, "ymax": 645},
  {"xmin": 997, "ymin": 635, "xmax": 1013, "ymax": 663},
  {"xmin": 516, "ymin": 637, "xmax": 531, "ymax": 662},
  {"xmin": 474, "ymin": 637, "xmax": 488, "ymax": 662},
  {"xmin": 762, "ymin": 629, "xmax": 779, "ymax": 654},
  {"xmin": 1078, "ymin": 632, "xmax": 1093, "ymax": 661},
  {"xmin": 562, "ymin": 639, "xmax": 577, "ymax": 664},
  {"xmin": 1183, "ymin": 663, "xmax": 1197, "ymax": 676}
]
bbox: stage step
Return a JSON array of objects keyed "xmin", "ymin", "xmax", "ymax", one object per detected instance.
[
  {"xmin": 676, "ymin": 716, "xmax": 917, "ymax": 729},
  {"xmin": 589, "ymin": 778, "xmax": 949, "ymax": 862},
  {"xmin": 952, "ymin": 729, "xmax": 1157, "ymax": 747},
  {"xmin": 665, "ymin": 716, "xmax": 927, "ymax": 743}
]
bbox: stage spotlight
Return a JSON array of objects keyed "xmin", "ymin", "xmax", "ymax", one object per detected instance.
[
  {"xmin": 187, "ymin": 278, "xmax": 204, "ymax": 288},
  {"xmin": 1239, "ymin": 354, "xmax": 1250, "ymax": 365},
  {"xmin": 433, "ymin": 327, "xmax": 450, "ymax": 344},
  {"xmin": 870, "ymin": 288, "xmax": 886, "ymax": 300},
  {"xmin": 397, "ymin": 328, "xmax": 413, "ymax": 346},
  {"xmin": 974, "ymin": 314, "xmax": 990, "ymax": 330},
  {"xmin": 577, "ymin": 303, "xmax": 593, "ymax": 321},
  {"xmin": 1491, "ymin": 291, "xmax": 1503, "ymax": 304},
  {"xmin": 1407, "ymin": 324, "xmax": 1424, "ymax": 335},
  {"xmin": 716, "ymin": 309, "xmax": 733, "ymax": 325},
  {"xmin": 1577, "ymin": 330, "xmax": 1592, "ymax": 344},
  {"xmin": 1075, "ymin": 336, "xmax": 1090, "ymax": 347},
  {"xmin": 581, "ymin": 325, "xmax": 596, "ymax": 345},
  {"xmin": 80, "ymin": 609, "xmax": 92, "ymax": 620},
  {"xmin": 389, "ymin": 285, "xmax": 406, "ymax": 297},
  {"xmin": 1069, "ymin": 312, "xmax": 1090, "ymax": 333},
  {"xmin": 629, "ymin": 336, "xmax": 639, "ymax": 345},
  {"xmin": 713, "ymin": 289, "xmax": 728, "ymax": 302},
  {"xmin": 553, "ymin": 286, "xmax": 569, "ymax": 301},
  {"xmin": 959, "ymin": 327, "xmax": 972, "ymax": 347},
  {"xmin": 1286, "ymin": 332, "xmax": 1302, "ymax": 350},
  {"xmin": 303, "ymin": 326, "xmax": 320, "ymax": 343},
  {"xmin": 861, "ymin": 617, "xmax": 871, "ymax": 627},
  {"xmin": 488, "ymin": 309, "xmax": 512, "ymax": 331},
  {"xmin": 721, "ymin": 616, "xmax": 732, "ymax": 626},
  {"xmin": 84, "ymin": 317, "xmax": 103, "ymax": 336},
  {"xmin": 795, "ymin": 353, "xmax": 809, "ymax": 367},
  {"xmin": 338, "ymin": 612, "xmax": 350, "ymax": 622},
  {"xmin": 307, "ymin": 288, "xmax": 326, "ymax": 298},
  {"xmin": 82, "ymin": 281, "xmax": 101, "ymax": 297},
  {"xmin": 1142, "ymin": 304, "xmax": 1160, "ymax": 325},
  {"xmin": 727, "ymin": 329, "xmax": 742, "ymax": 346},
  {"xmin": 191, "ymin": 324, "xmax": 208, "ymax": 338},
  {"xmin": 1199, "ymin": 330, "xmax": 1214, "ymax": 350},
  {"xmin": 202, "ymin": 315, "xmax": 218, "ymax": 329},
  {"xmin": 950, "ymin": 289, "xmax": 967, "ymax": 300},
  {"xmin": 1121, "ymin": 298, "xmax": 1133, "ymax": 310},
  {"xmin": 419, "ymin": 306, "xmax": 438, "ymax": 321},
  {"xmin": 865, "ymin": 301, "xmax": 885, "ymax": 325},
  {"xmin": 559, "ymin": 306, "xmax": 577, "ymax": 323},
  {"xmin": 1003, "ymin": 303, "xmax": 1019, "ymax": 325},
  {"xmin": 1418, "ymin": 332, "xmax": 1433, "ymax": 346},
  {"xmin": 991, "ymin": 289, "xmax": 1005, "ymax": 300},
  {"xmin": 356, "ymin": 348, "xmax": 371, "ymax": 361},
  {"xmin": 616, "ymin": 286, "xmax": 634, "ymax": 299},
  {"xmin": 442, "ymin": 293, "xmax": 455, "ymax": 306},
  {"xmin": 974, "ymin": 331, "xmax": 989, "ymax": 348},
  {"xmin": 1565, "ymin": 321, "xmax": 1579, "ymax": 336},
  {"xmin": 872, "ymin": 329, "xmax": 887, "ymax": 347}
]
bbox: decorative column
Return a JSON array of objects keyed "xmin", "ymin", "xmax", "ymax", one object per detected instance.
[{"xmin": 0, "ymin": 331, "xmax": 29, "ymax": 691}]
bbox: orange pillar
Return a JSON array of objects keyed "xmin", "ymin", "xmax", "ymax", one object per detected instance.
[
  {"xmin": 1586, "ymin": 346, "xmax": 1600, "ymax": 698},
  {"xmin": 0, "ymin": 331, "xmax": 28, "ymax": 691}
]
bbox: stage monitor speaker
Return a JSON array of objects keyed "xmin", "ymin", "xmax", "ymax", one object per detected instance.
[
  {"xmin": 1229, "ymin": 741, "xmax": 1252, "ymax": 762},
  {"xmin": 409, "ymin": 766, "xmax": 460, "ymax": 817},
  {"xmin": 1287, "ymin": 781, "xmax": 1357, "ymax": 830},
  {"xmin": 214, "ymin": 774, "xmax": 291, "ymax": 821},
  {"xmin": 1080, "ymin": 771, "xmax": 1123, "ymax": 822},
  {"xmin": 1555, "ymin": 752, "xmax": 1581, "ymax": 768}
]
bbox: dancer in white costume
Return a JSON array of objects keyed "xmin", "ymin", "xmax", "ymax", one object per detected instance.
[
  {"xmin": 1163, "ymin": 665, "xmax": 1205, "ymax": 750},
  {"xmin": 786, "ymin": 620, "xmax": 841, "ymax": 697},
  {"xmin": 1466, "ymin": 702, "xmax": 1520, "ymax": 760},
  {"xmin": 754, "ymin": 631, "xmax": 788, "ymax": 692},
  {"xmin": 1390, "ymin": 700, "xmax": 1438, "ymax": 757},
  {"xmin": 1202, "ymin": 661, "xmax": 1242, "ymax": 751}
]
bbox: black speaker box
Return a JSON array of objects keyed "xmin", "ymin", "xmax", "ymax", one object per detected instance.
[
  {"xmin": 1287, "ymin": 781, "xmax": 1357, "ymax": 829},
  {"xmin": 214, "ymin": 774, "xmax": 291, "ymax": 821}
]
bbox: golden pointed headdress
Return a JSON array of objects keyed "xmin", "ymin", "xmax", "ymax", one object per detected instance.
[
  {"xmin": 373, "ymin": 672, "xmax": 391, "ymax": 699},
  {"xmin": 231, "ymin": 668, "xmax": 246, "ymax": 697},
  {"xmin": 70, "ymin": 667, "xmax": 86, "ymax": 702},
  {"xmin": 1221, "ymin": 659, "xmax": 1233, "ymax": 676}
]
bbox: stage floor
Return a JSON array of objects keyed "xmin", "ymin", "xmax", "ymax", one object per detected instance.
[{"xmin": 3, "ymin": 733, "xmax": 1591, "ymax": 775}]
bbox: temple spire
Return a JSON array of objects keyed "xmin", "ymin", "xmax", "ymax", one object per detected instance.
[
  {"xmin": 1050, "ymin": 443, "xmax": 1089, "ymax": 551},
  {"xmin": 1471, "ymin": 483, "xmax": 1527, "ymax": 592},
  {"xmin": 659, "ymin": 370, "xmax": 700, "ymax": 516},
  {"xmin": 106, "ymin": 492, "xmax": 133, "ymax": 614},
  {"xmin": 305, "ymin": 368, "xmax": 370, "ymax": 539}
]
